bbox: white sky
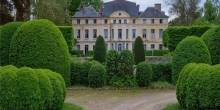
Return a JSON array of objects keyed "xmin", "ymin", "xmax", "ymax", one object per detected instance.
[{"xmin": 103, "ymin": 0, "xmax": 206, "ymax": 20}]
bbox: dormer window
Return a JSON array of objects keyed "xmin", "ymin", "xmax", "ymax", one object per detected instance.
[
  {"xmin": 85, "ymin": 19, "xmax": 89, "ymax": 24},
  {"xmin": 94, "ymin": 19, "xmax": 97, "ymax": 24},
  {"xmin": 160, "ymin": 19, "xmax": 163, "ymax": 24}
]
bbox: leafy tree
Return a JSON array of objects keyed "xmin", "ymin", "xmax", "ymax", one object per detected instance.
[
  {"xmin": 204, "ymin": 0, "xmax": 218, "ymax": 23},
  {"xmin": 94, "ymin": 35, "xmax": 106, "ymax": 63},
  {"xmin": 136, "ymin": 62, "xmax": 152, "ymax": 87},
  {"xmin": 12, "ymin": 0, "xmax": 31, "ymax": 21},
  {"xmin": 68, "ymin": 0, "xmax": 82, "ymax": 16},
  {"xmin": 81, "ymin": 0, "xmax": 102, "ymax": 11},
  {"xmin": 133, "ymin": 37, "xmax": 145, "ymax": 64}
]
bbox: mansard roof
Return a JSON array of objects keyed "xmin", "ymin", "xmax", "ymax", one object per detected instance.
[
  {"xmin": 102, "ymin": 0, "xmax": 139, "ymax": 17},
  {"xmin": 74, "ymin": 6, "xmax": 99, "ymax": 17},
  {"xmin": 140, "ymin": 7, "xmax": 168, "ymax": 18}
]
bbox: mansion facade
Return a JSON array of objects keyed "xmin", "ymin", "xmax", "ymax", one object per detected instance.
[{"xmin": 72, "ymin": 0, "xmax": 168, "ymax": 54}]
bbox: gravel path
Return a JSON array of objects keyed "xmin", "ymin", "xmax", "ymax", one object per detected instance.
[{"xmin": 65, "ymin": 88, "xmax": 177, "ymax": 110}]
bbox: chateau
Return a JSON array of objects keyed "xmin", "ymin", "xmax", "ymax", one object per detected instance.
[{"xmin": 72, "ymin": 0, "xmax": 168, "ymax": 54}]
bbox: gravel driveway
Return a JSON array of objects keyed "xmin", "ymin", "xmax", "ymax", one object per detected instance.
[{"xmin": 66, "ymin": 88, "xmax": 177, "ymax": 110}]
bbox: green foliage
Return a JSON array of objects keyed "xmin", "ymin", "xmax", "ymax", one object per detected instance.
[
  {"xmin": 151, "ymin": 63, "xmax": 172, "ymax": 83},
  {"xmin": 118, "ymin": 50, "xmax": 134, "ymax": 76},
  {"xmin": 165, "ymin": 26, "xmax": 211, "ymax": 51},
  {"xmin": 110, "ymin": 75, "xmax": 137, "ymax": 88},
  {"xmin": 172, "ymin": 36, "xmax": 211, "ymax": 83},
  {"xmin": 62, "ymin": 103, "xmax": 84, "ymax": 110},
  {"xmin": 9, "ymin": 19, "xmax": 70, "ymax": 86},
  {"xmin": 202, "ymin": 26, "xmax": 220, "ymax": 64},
  {"xmin": 177, "ymin": 63, "xmax": 220, "ymax": 110},
  {"xmin": 88, "ymin": 63, "xmax": 106, "ymax": 88},
  {"xmin": 94, "ymin": 35, "xmax": 106, "ymax": 63},
  {"xmin": 68, "ymin": 0, "xmax": 81, "ymax": 16},
  {"xmin": 106, "ymin": 50, "xmax": 119, "ymax": 83},
  {"xmin": 0, "ymin": 65, "xmax": 66, "ymax": 110},
  {"xmin": 133, "ymin": 37, "xmax": 145, "ymax": 64},
  {"xmin": 136, "ymin": 62, "xmax": 152, "ymax": 87},
  {"xmin": 149, "ymin": 81, "xmax": 174, "ymax": 89},
  {"xmin": 162, "ymin": 30, "xmax": 169, "ymax": 47},
  {"xmin": 58, "ymin": 26, "xmax": 74, "ymax": 53},
  {"xmin": 145, "ymin": 50, "xmax": 169, "ymax": 56},
  {"xmin": 204, "ymin": 0, "xmax": 218, "ymax": 23},
  {"xmin": 163, "ymin": 104, "xmax": 181, "ymax": 110},
  {"xmin": 0, "ymin": 22, "xmax": 23, "ymax": 65}
]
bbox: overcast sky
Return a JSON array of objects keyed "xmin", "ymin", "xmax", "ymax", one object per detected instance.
[{"xmin": 103, "ymin": 0, "xmax": 206, "ymax": 19}]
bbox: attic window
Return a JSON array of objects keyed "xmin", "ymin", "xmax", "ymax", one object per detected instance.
[{"xmin": 119, "ymin": 13, "xmax": 122, "ymax": 16}]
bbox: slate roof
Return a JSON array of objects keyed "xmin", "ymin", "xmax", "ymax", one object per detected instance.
[
  {"xmin": 74, "ymin": 6, "xmax": 99, "ymax": 17},
  {"xmin": 102, "ymin": 0, "xmax": 139, "ymax": 17},
  {"xmin": 140, "ymin": 7, "xmax": 168, "ymax": 18}
]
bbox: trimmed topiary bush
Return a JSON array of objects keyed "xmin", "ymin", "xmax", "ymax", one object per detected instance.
[
  {"xmin": 9, "ymin": 19, "xmax": 70, "ymax": 86},
  {"xmin": 202, "ymin": 26, "xmax": 220, "ymax": 64},
  {"xmin": 136, "ymin": 62, "xmax": 152, "ymax": 87},
  {"xmin": 133, "ymin": 37, "xmax": 145, "ymax": 64},
  {"xmin": 172, "ymin": 36, "xmax": 211, "ymax": 83},
  {"xmin": 94, "ymin": 35, "xmax": 106, "ymax": 63},
  {"xmin": 0, "ymin": 22, "xmax": 23, "ymax": 65},
  {"xmin": 88, "ymin": 63, "xmax": 106, "ymax": 88},
  {"xmin": 58, "ymin": 26, "xmax": 74, "ymax": 53},
  {"xmin": 106, "ymin": 50, "xmax": 119, "ymax": 83}
]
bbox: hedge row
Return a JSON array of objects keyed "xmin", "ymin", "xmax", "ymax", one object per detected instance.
[
  {"xmin": 177, "ymin": 63, "xmax": 220, "ymax": 110},
  {"xmin": 145, "ymin": 50, "xmax": 169, "ymax": 56},
  {"xmin": 8, "ymin": 19, "xmax": 70, "ymax": 86},
  {"xmin": 151, "ymin": 63, "xmax": 172, "ymax": 83},
  {"xmin": 164, "ymin": 26, "xmax": 211, "ymax": 51},
  {"xmin": 0, "ymin": 65, "xmax": 66, "ymax": 110},
  {"xmin": 172, "ymin": 36, "xmax": 211, "ymax": 83}
]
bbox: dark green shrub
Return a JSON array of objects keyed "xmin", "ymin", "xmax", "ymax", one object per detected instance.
[
  {"xmin": 145, "ymin": 50, "xmax": 169, "ymax": 56},
  {"xmin": 118, "ymin": 50, "xmax": 134, "ymax": 76},
  {"xmin": 162, "ymin": 30, "xmax": 169, "ymax": 47},
  {"xmin": 0, "ymin": 65, "xmax": 18, "ymax": 110},
  {"xmin": 88, "ymin": 63, "xmax": 106, "ymax": 88},
  {"xmin": 16, "ymin": 67, "xmax": 41, "ymax": 110},
  {"xmin": 151, "ymin": 63, "xmax": 172, "ymax": 83},
  {"xmin": 9, "ymin": 19, "xmax": 70, "ymax": 86},
  {"xmin": 172, "ymin": 36, "xmax": 211, "ymax": 83},
  {"xmin": 136, "ymin": 62, "xmax": 152, "ymax": 87},
  {"xmin": 110, "ymin": 75, "xmax": 137, "ymax": 88},
  {"xmin": 176, "ymin": 63, "xmax": 198, "ymax": 109},
  {"xmin": 202, "ymin": 26, "xmax": 220, "ymax": 64},
  {"xmin": 133, "ymin": 37, "xmax": 145, "ymax": 64},
  {"xmin": 0, "ymin": 22, "xmax": 23, "ymax": 65},
  {"xmin": 58, "ymin": 26, "xmax": 74, "ymax": 53},
  {"xmin": 106, "ymin": 50, "xmax": 119, "ymax": 83},
  {"xmin": 94, "ymin": 35, "xmax": 106, "ymax": 63},
  {"xmin": 165, "ymin": 26, "xmax": 210, "ymax": 51}
]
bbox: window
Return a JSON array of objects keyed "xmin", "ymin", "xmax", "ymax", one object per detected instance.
[
  {"xmin": 118, "ymin": 44, "xmax": 122, "ymax": 51},
  {"xmin": 160, "ymin": 19, "xmax": 163, "ymax": 24},
  {"xmin": 104, "ymin": 19, "xmax": 108, "ymax": 24},
  {"xmin": 93, "ymin": 29, "xmax": 97, "ymax": 38},
  {"xmin": 76, "ymin": 29, "xmax": 80, "ymax": 38},
  {"xmin": 77, "ymin": 45, "xmax": 80, "ymax": 50},
  {"xmin": 132, "ymin": 29, "xmax": 136, "ymax": 38},
  {"xmin": 119, "ymin": 19, "xmax": 122, "ymax": 24},
  {"xmin": 151, "ymin": 29, "xmax": 155, "ymax": 40},
  {"xmin": 133, "ymin": 19, "xmax": 136, "ymax": 24},
  {"xmin": 85, "ymin": 19, "xmax": 89, "ymax": 24},
  {"xmin": 126, "ymin": 29, "xmax": 129, "ymax": 39},
  {"xmin": 113, "ymin": 20, "xmax": 116, "ymax": 24},
  {"xmin": 124, "ymin": 19, "xmax": 127, "ymax": 24},
  {"xmin": 144, "ymin": 44, "xmax": 147, "ymax": 50},
  {"xmin": 119, "ymin": 13, "xmax": 122, "ymax": 16},
  {"xmin": 104, "ymin": 29, "xmax": 108, "ymax": 38},
  {"xmin": 143, "ymin": 19, "xmax": 147, "ymax": 23},
  {"xmin": 126, "ymin": 43, "xmax": 129, "ymax": 49},
  {"xmin": 77, "ymin": 19, "xmax": 80, "ymax": 24},
  {"xmin": 143, "ymin": 29, "xmax": 147, "ymax": 38},
  {"xmin": 159, "ymin": 29, "xmax": 163, "ymax": 39},
  {"xmin": 151, "ymin": 44, "xmax": 155, "ymax": 49},
  {"xmin": 112, "ymin": 29, "xmax": 114, "ymax": 38},
  {"xmin": 85, "ymin": 29, "xmax": 89, "ymax": 39},
  {"xmin": 93, "ymin": 19, "xmax": 97, "ymax": 24},
  {"xmin": 151, "ymin": 19, "xmax": 154, "ymax": 24},
  {"xmin": 85, "ymin": 45, "xmax": 89, "ymax": 55},
  {"xmin": 118, "ymin": 29, "xmax": 122, "ymax": 39},
  {"xmin": 93, "ymin": 45, "xmax": 95, "ymax": 50},
  {"xmin": 159, "ymin": 44, "xmax": 163, "ymax": 50}
]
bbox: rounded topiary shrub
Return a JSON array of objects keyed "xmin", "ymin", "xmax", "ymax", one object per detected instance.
[
  {"xmin": 9, "ymin": 19, "xmax": 70, "ymax": 86},
  {"xmin": 172, "ymin": 36, "xmax": 211, "ymax": 83},
  {"xmin": 202, "ymin": 26, "xmax": 220, "ymax": 64},
  {"xmin": 176, "ymin": 63, "xmax": 198, "ymax": 109},
  {"xmin": 94, "ymin": 35, "xmax": 106, "ymax": 63},
  {"xmin": 136, "ymin": 62, "xmax": 152, "ymax": 87},
  {"xmin": 16, "ymin": 67, "xmax": 41, "ymax": 110},
  {"xmin": 0, "ymin": 22, "xmax": 23, "ymax": 65},
  {"xmin": 133, "ymin": 37, "xmax": 145, "ymax": 64},
  {"xmin": 0, "ymin": 65, "xmax": 18, "ymax": 110},
  {"xmin": 88, "ymin": 63, "xmax": 106, "ymax": 88}
]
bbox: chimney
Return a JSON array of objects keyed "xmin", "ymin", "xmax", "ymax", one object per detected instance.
[{"xmin": 155, "ymin": 4, "xmax": 161, "ymax": 11}]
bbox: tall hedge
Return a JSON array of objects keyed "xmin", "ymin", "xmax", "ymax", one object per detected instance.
[
  {"xmin": 133, "ymin": 37, "xmax": 145, "ymax": 64},
  {"xmin": 172, "ymin": 36, "xmax": 211, "ymax": 83},
  {"xmin": 0, "ymin": 65, "xmax": 66, "ymax": 110},
  {"xmin": 106, "ymin": 50, "xmax": 119, "ymax": 82},
  {"xmin": 151, "ymin": 63, "xmax": 172, "ymax": 83},
  {"xmin": 136, "ymin": 62, "xmax": 152, "ymax": 87},
  {"xmin": 58, "ymin": 26, "xmax": 74, "ymax": 53},
  {"xmin": 9, "ymin": 19, "xmax": 70, "ymax": 86},
  {"xmin": 94, "ymin": 35, "xmax": 106, "ymax": 63},
  {"xmin": 0, "ymin": 22, "xmax": 23, "ymax": 65},
  {"xmin": 202, "ymin": 26, "xmax": 220, "ymax": 64},
  {"xmin": 165, "ymin": 26, "xmax": 210, "ymax": 51}
]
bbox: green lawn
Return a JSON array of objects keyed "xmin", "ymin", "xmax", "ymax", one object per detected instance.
[
  {"xmin": 163, "ymin": 104, "xmax": 181, "ymax": 110},
  {"xmin": 62, "ymin": 103, "xmax": 84, "ymax": 110}
]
